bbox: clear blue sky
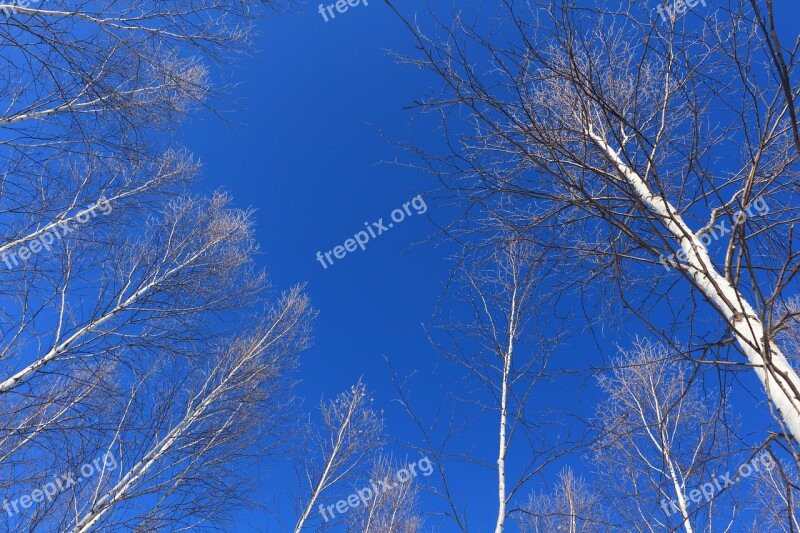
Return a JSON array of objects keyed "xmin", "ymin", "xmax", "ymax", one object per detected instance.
[
  {"xmin": 185, "ymin": 2, "xmax": 484, "ymax": 529},
  {"xmin": 182, "ymin": 1, "xmax": 800, "ymax": 531}
]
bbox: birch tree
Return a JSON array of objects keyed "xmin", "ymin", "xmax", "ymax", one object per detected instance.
[
  {"xmin": 0, "ymin": 0, "xmax": 278, "ymax": 255},
  {"xmin": 747, "ymin": 455, "xmax": 800, "ymax": 533},
  {"xmin": 293, "ymin": 381, "xmax": 383, "ymax": 532},
  {"xmin": 592, "ymin": 339, "xmax": 738, "ymax": 533},
  {"xmin": 345, "ymin": 456, "xmax": 423, "ymax": 533},
  {"xmin": 428, "ymin": 224, "xmax": 574, "ymax": 533},
  {"xmin": 386, "ymin": 0, "xmax": 800, "ymax": 452},
  {"xmin": 519, "ymin": 467, "xmax": 608, "ymax": 533},
  {"xmin": 0, "ymin": 1, "xmax": 311, "ymax": 529},
  {"xmin": 65, "ymin": 288, "xmax": 312, "ymax": 533},
  {"xmin": 0, "ymin": 193, "xmax": 315, "ymax": 531}
]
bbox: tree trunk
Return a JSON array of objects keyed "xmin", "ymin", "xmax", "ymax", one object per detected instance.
[
  {"xmin": 590, "ymin": 127, "xmax": 800, "ymax": 441},
  {"xmin": 495, "ymin": 287, "xmax": 517, "ymax": 533}
]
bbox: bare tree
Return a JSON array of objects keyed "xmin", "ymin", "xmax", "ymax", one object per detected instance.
[
  {"xmin": 0, "ymin": 0, "xmax": 276, "ymax": 152},
  {"xmin": 592, "ymin": 339, "xmax": 738, "ymax": 533},
  {"xmin": 746, "ymin": 452, "xmax": 800, "ymax": 532},
  {"xmin": 385, "ymin": 0, "xmax": 800, "ymax": 453},
  {"xmin": 0, "ymin": 1, "xmax": 312, "ymax": 530},
  {"xmin": 519, "ymin": 467, "xmax": 608, "ymax": 533},
  {"xmin": 293, "ymin": 380, "xmax": 383, "ymax": 532},
  {"xmin": 410, "ymin": 216, "xmax": 587, "ymax": 532},
  {"xmin": 0, "ymin": 192, "xmax": 315, "ymax": 531},
  {"xmin": 66, "ymin": 288, "xmax": 312, "ymax": 532},
  {"xmin": 0, "ymin": 193, "xmax": 264, "ymax": 395},
  {"xmin": 441, "ymin": 231, "xmax": 552, "ymax": 533},
  {"xmin": 345, "ymin": 455, "xmax": 423, "ymax": 533},
  {"xmin": 0, "ymin": 0, "xmax": 280, "ymax": 262}
]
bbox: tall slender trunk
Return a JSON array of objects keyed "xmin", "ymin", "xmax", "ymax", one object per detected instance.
[
  {"xmin": 495, "ymin": 355, "xmax": 510, "ymax": 533},
  {"xmin": 567, "ymin": 483, "xmax": 576, "ymax": 533},
  {"xmin": 495, "ymin": 288, "xmax": 517, "ymax": 533},
  {"xmin": 653, "ymin": 387, "xmax": 695, "ymax": 533},
  {"xmin": 665, "ymin": 454, "xmax": 694, "ymax": 533},
  {"xmin": 294, "ymin": 393, "xmax": 360, "ymax": 533}
]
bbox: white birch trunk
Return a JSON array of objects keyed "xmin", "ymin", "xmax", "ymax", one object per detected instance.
[
  {"xmin": 495, "ymin": 287, "xmax": 517, "ymax": 533},
  {"xmin": 70, "ymin": 368, "xmax": 231, "ymax": 532},
  {"xmin": 293, "ymin": 411, "xmax": 353, "ymax": 533},
  {"xmin": 589, "ymin": 127, "xmax": 800, "ymax": 441},
  {"xmin": 664, "ymin": 454, "xmax": 694, "ymax": 533},
  {"xmin": 495, "ymin": 352, "xmax": 510, "ymax": 533},
  {"xmin": 294, "ymin": 384, "xmax": 375, "ymax": 533}
]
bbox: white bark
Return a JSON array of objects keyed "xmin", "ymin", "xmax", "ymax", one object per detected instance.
[
  {"xmin": 441, "ymin": 234, "xmax": 544, "ymax": 533},
  {"xmin": 495, "ymin": 285, "xmax": 517, "ymax": 533},
  {"xmin": 592, "ymin": 340, "xmax": 733, "ymax": 532},
  {"xmin": 294, "ymin": 397, "xmax": 358, "ymax": 533},
  {"xmin": 0, "ymin": 195, "xmax": 247, "ymax": 395},
  {"xmin": 69, "ymin": 288, "xmax": 311, "ymax": 532},
  {"xmin": 589, "ymin": 127, "xmax": 800, "ymax": 441},
  {"xmin": 294, "ymin": 382, "xmax": 382, "ymax": 532}
]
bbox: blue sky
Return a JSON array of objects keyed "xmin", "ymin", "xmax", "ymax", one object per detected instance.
[
  {"xmin": 185, "ymin": 1, "xmax": 481, "ymax": 529},
  {"xmin": 181, "ymin": 0, "xmax": 800, "ymax": 531},
  {"xmin": 184, "ymin": 1, "xmax": 605, "ymax": 524}
]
